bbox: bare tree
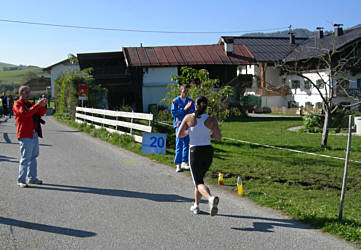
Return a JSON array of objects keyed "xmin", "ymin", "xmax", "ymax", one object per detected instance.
[{"xmin": 277, "ymin": 36, "xmax": 361, "ymax": 147}]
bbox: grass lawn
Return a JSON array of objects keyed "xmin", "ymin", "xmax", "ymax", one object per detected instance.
[
  {"xmin": 56, "ymin": 114, "xmax": 361, "ymax": 246},
  {"xmin": 0, "ymin": 67, "xmax": 49, "ymax": 85}
]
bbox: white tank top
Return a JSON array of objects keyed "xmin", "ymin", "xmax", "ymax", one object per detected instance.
[{"xmin": 188, "ymin": 114, "xmax": 211, "ymax": 147}]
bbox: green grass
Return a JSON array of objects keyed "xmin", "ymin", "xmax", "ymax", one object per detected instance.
[
  {"xmin": 0, "ymin": 67, "xmax": 49, "ymax": 85},
  {"xmin": 55, "ymin": 114, "xmax": 361, "ymax": 246}
]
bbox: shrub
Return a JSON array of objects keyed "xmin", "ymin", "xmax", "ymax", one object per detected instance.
[{"xmin": 302, "ymin": 109, "xmax": 356, "ymax": 133}]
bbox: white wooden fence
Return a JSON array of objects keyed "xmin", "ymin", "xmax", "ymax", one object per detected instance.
[{"xmin": 75, "ymin": 107, "xmax": 153, "ymax": 143}]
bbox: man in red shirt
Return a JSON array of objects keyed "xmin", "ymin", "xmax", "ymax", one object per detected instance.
[{"xmin": 13, "ymin": 86, "xmax": 47, "ymax": 188}]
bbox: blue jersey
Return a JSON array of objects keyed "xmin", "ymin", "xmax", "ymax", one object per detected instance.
[{"xmin": 171, "ymin": 96, "xmax": 195, "ymax": 128}]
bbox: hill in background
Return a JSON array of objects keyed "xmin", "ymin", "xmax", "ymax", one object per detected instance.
[
  {"xmin": 0, "ymin": 62, "xmax": 50, "ymax": 94},
  {"xmin": 0, "ymin": 62, "xmax": 49, "ymax": 86},
  {"xmin": 243, "ymin": 28, "xmax": 323, "ymax": 38},
  {"xmin": 0, "ymin": 62, "xmax": 17, "ymax": 70}
]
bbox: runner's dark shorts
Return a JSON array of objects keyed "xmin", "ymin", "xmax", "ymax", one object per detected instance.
[{"xmin": 189, "ymin": 145, "xmax": 214, "ymax": 186}]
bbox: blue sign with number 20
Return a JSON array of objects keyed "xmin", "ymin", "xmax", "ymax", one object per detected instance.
[{"xmin": 142, "ymin": 133, "xmax": 166, "ymax": 154}]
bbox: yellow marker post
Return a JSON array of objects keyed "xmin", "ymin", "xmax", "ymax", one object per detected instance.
[
  {"xmin": 237, "ymin": 176, "xmax": 243, "ymax": 195},
  {"xmin": 218, "ymin": 171, "xmax": 223, "ymax": 185}
]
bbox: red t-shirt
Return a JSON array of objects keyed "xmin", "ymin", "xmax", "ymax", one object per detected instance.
[{"xmin": 13, "ymin": 98, "xmax": 46, "ymax": 140}]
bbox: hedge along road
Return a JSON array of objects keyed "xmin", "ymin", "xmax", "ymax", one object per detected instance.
[{"xmin": 0, "ymin": 116, "xmax": 357, "ymax": 250}]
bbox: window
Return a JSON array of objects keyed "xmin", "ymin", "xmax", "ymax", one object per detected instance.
[
  {"xmin": 304, "ymin": 80, "xmax": 313, "ymax": 89},
  {"xmin": 315, "ymin": 102, "xmax": 323, "ymax": 109},
  {"xmin": 305, "ymin": 102, "xmax": 313, "ymax": 107},
  {"xmin": 316, "ymin": 79, "xmax": 325, "ymax": 89},
  {"xmin": 337, "ymin": 79, "xmax": 349, "ymax": 89},
  {"xmin": 288, "ymin": 101, "xmax": 299, "ymax": 108},
  {"xmin": 289, "ymin": 80, "xmax": 300, "ymax": 89},
  {"xmin": 357, "ymin": 79, "xmax": 361, "ymax": 89}
]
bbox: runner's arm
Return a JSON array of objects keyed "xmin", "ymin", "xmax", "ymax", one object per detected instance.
[
  {"xmin": 177, "ymin": 115, "xmax": 190, "ymax": 138},
  {"xmin": 207, "ymin": 117, "xmax": 221, "ymax": 141}
]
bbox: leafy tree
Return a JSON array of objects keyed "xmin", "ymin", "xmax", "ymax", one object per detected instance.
[
  {"xmin": 163, "ymin": 66, "xmax": 237, "ymax": 122},
  {"xmin": 54, "ymin": 67, "xmax": 107, "ymax": 119}
]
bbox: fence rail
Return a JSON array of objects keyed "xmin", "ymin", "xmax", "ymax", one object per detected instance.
[{"xmin": 75, "ymin": 107, "xmax": 153, "ymax": 143}]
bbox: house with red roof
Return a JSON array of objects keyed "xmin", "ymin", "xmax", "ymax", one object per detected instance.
[{"xmin": 78, "ymin": 44, "xmax": 254, "ymax": 112}]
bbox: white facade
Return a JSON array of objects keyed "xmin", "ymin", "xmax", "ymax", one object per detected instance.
[
  {"xmin": 49, "ymin": 61, "xmax": 79, "ymax": 97},
  {"xmin": 240, "ymin": 65, "xmax": 360, "ymax": 110},
  {"xmin": 142, "ymin": 67, "xmax": 177, "ymax": 112},
  {"xmin": 285, "ymin": 71, "xmax": 329, "ymax": 108}
]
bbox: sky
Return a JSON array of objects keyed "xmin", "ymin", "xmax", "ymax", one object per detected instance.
[{"xmin": 1, "ymin": 0, "xmax": 360, "ymax": 67}]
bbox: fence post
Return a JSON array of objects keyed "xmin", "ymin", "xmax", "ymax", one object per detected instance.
[
  {"xmin": 338, "ymin": 115, "xmax": 353, "ymax": 220},
  {"xmin": 130, "ymin": 110, "xmax": 134, "ymax": 135},
  {"xmin": 102, "ymin": 107, "xmax": 105, "ymax": 128}
]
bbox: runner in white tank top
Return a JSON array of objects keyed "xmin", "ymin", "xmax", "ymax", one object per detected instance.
[
  {"xmin": 188, "ymin": 113, "xmax": 211, "ymax": 147},
  {"xmin": 177, "ymin": 96, "xmax": 221, "ymax": 216}
]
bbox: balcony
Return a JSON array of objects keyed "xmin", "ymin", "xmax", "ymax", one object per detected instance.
[{"xmin": 335, "ymin": 87, "xmax": 361, "ymax": 97}]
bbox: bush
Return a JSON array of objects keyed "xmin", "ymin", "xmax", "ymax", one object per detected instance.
[
  {"xmin": 302, "ymin": 109, "xmax": 356, "ymax": 133},
  {"xmin": 155, "ymin": 109, "xmax": 173, "ymax": 123}
]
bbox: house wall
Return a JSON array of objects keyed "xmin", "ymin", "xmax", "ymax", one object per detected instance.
[
  {"xmin": 284, "ymin": 72, "xmax": 329, "ymax": 107},
  {"xmin": 261, "ymin": 96, "xmax": 288, "ymax": 108},
  {"xmin": 142, "ymin": 67, "xmax": 177, "ymax": 112},
  {"xmin": 240, "ymin": 65, "xmax": 258, "ymax": 94},
  {"xmin": 337, "ymin": 73, "xmax": 361, "ymax": 89},
  {"xmin": 50, "ymin": 63, "xmax": 79, "ymax": 97},
  {"xmin": 240, "ymin": 66, "xmax": 350, "ymax": 109}
]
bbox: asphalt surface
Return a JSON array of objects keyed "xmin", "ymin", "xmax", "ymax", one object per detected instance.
[{"xmin": 0, "ymin": 115, "xmax": 357, "ymax": 250}]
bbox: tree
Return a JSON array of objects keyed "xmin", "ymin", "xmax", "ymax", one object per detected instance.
[
  {"xmin": 54, "ymin": 65, "xmax": 107, "ymax": 119},
  {"xmin": 277, "ymin": 36, "xmax": 361, "ymax": 147},
  {"xmin": 163, "ymin": 66, "xmax": 237, "ymax": 122}
]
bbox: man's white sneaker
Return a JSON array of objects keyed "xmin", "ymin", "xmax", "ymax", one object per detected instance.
[
  {"xmin": 176, "ymin": 164, "xmax": 182, "ymax": 172},
  {"xmin": 181, "ymin": 162, "xmax": 190, "ymax": 170},
  {"xmin": 17, "ymin": 182, "xmax": 28, "ymax": 188},
  {"xmin": 190, "ymin": 204, "xmax": 200, "ymax": 214},
  {"xmin": 209, "ymin": 196, "xmax": 219, "ymax": 216}
]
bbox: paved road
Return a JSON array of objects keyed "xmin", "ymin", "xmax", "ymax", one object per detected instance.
[{"xmin": 0, "ymin": 116, "xmax": 357, "ymax": 250}]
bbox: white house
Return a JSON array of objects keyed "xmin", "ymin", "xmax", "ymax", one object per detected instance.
[
  {"xmin": 220, "ymin": 24, "xmax": 361, "ymax": 112},
  {"xmin": 43, "ymin": 59, "xmax": 79, "ymax": 97},
  {"xmin": 142, "ymin": 67, "xmax": 178, "ymax": 111}
]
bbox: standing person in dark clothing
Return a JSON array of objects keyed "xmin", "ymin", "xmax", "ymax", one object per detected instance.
[
  {"xmin": 2, "ymin": 93, "xmax": 9, "ymax": 116},
  {"xmin": 8, "ymin": 95, "xmax": 14, "ymax": 118},
  {"xmin": 13, "ymin": 86, "xmax": 47, "ymax": 188},
  {"xmin": 177, "ymin": 96, "xmax": 222, "ymax": 216}
]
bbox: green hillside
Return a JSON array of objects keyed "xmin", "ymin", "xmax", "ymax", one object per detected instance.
[
  {"xmin": 0, "ymin": 62, "xmax": 17, "ymax": 70},
  {"xmin": 0, "ymin": 67, "xmax": 49, "ymax": 85}
]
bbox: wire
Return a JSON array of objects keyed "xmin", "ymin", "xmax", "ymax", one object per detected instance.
[{"xmin": 0, "ymin": 18, "xmax": 289, "ymax": 34}]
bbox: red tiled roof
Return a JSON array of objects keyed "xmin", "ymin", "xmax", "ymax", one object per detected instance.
[{"xmin": 122, "ymin": 44, "xmax": 254, "ymax": 67}]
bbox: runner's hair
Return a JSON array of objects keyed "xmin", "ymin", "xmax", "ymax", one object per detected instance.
[{"xmin": 195, "ymin": 96, "xmax": 208, "ymax": 118}]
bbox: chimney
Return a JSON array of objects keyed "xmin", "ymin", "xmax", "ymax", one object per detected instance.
[
  {"xmin": 223, "ymin": 38, "xmax": 233, "ymax": 55},
  {"xmin": 289, "ymin": 32, "xmax": 295, "ymax": 44},
  {"xmin": 334, "ymin": 24, "xmax": 344, "ymax": 37},
  {"xmin": 316, "ymin": 27, "xmax": 324, "ymax": 39},
  {"xmin": 288, "ymin": 25, "xmax": 295, "ymax": 44}
]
